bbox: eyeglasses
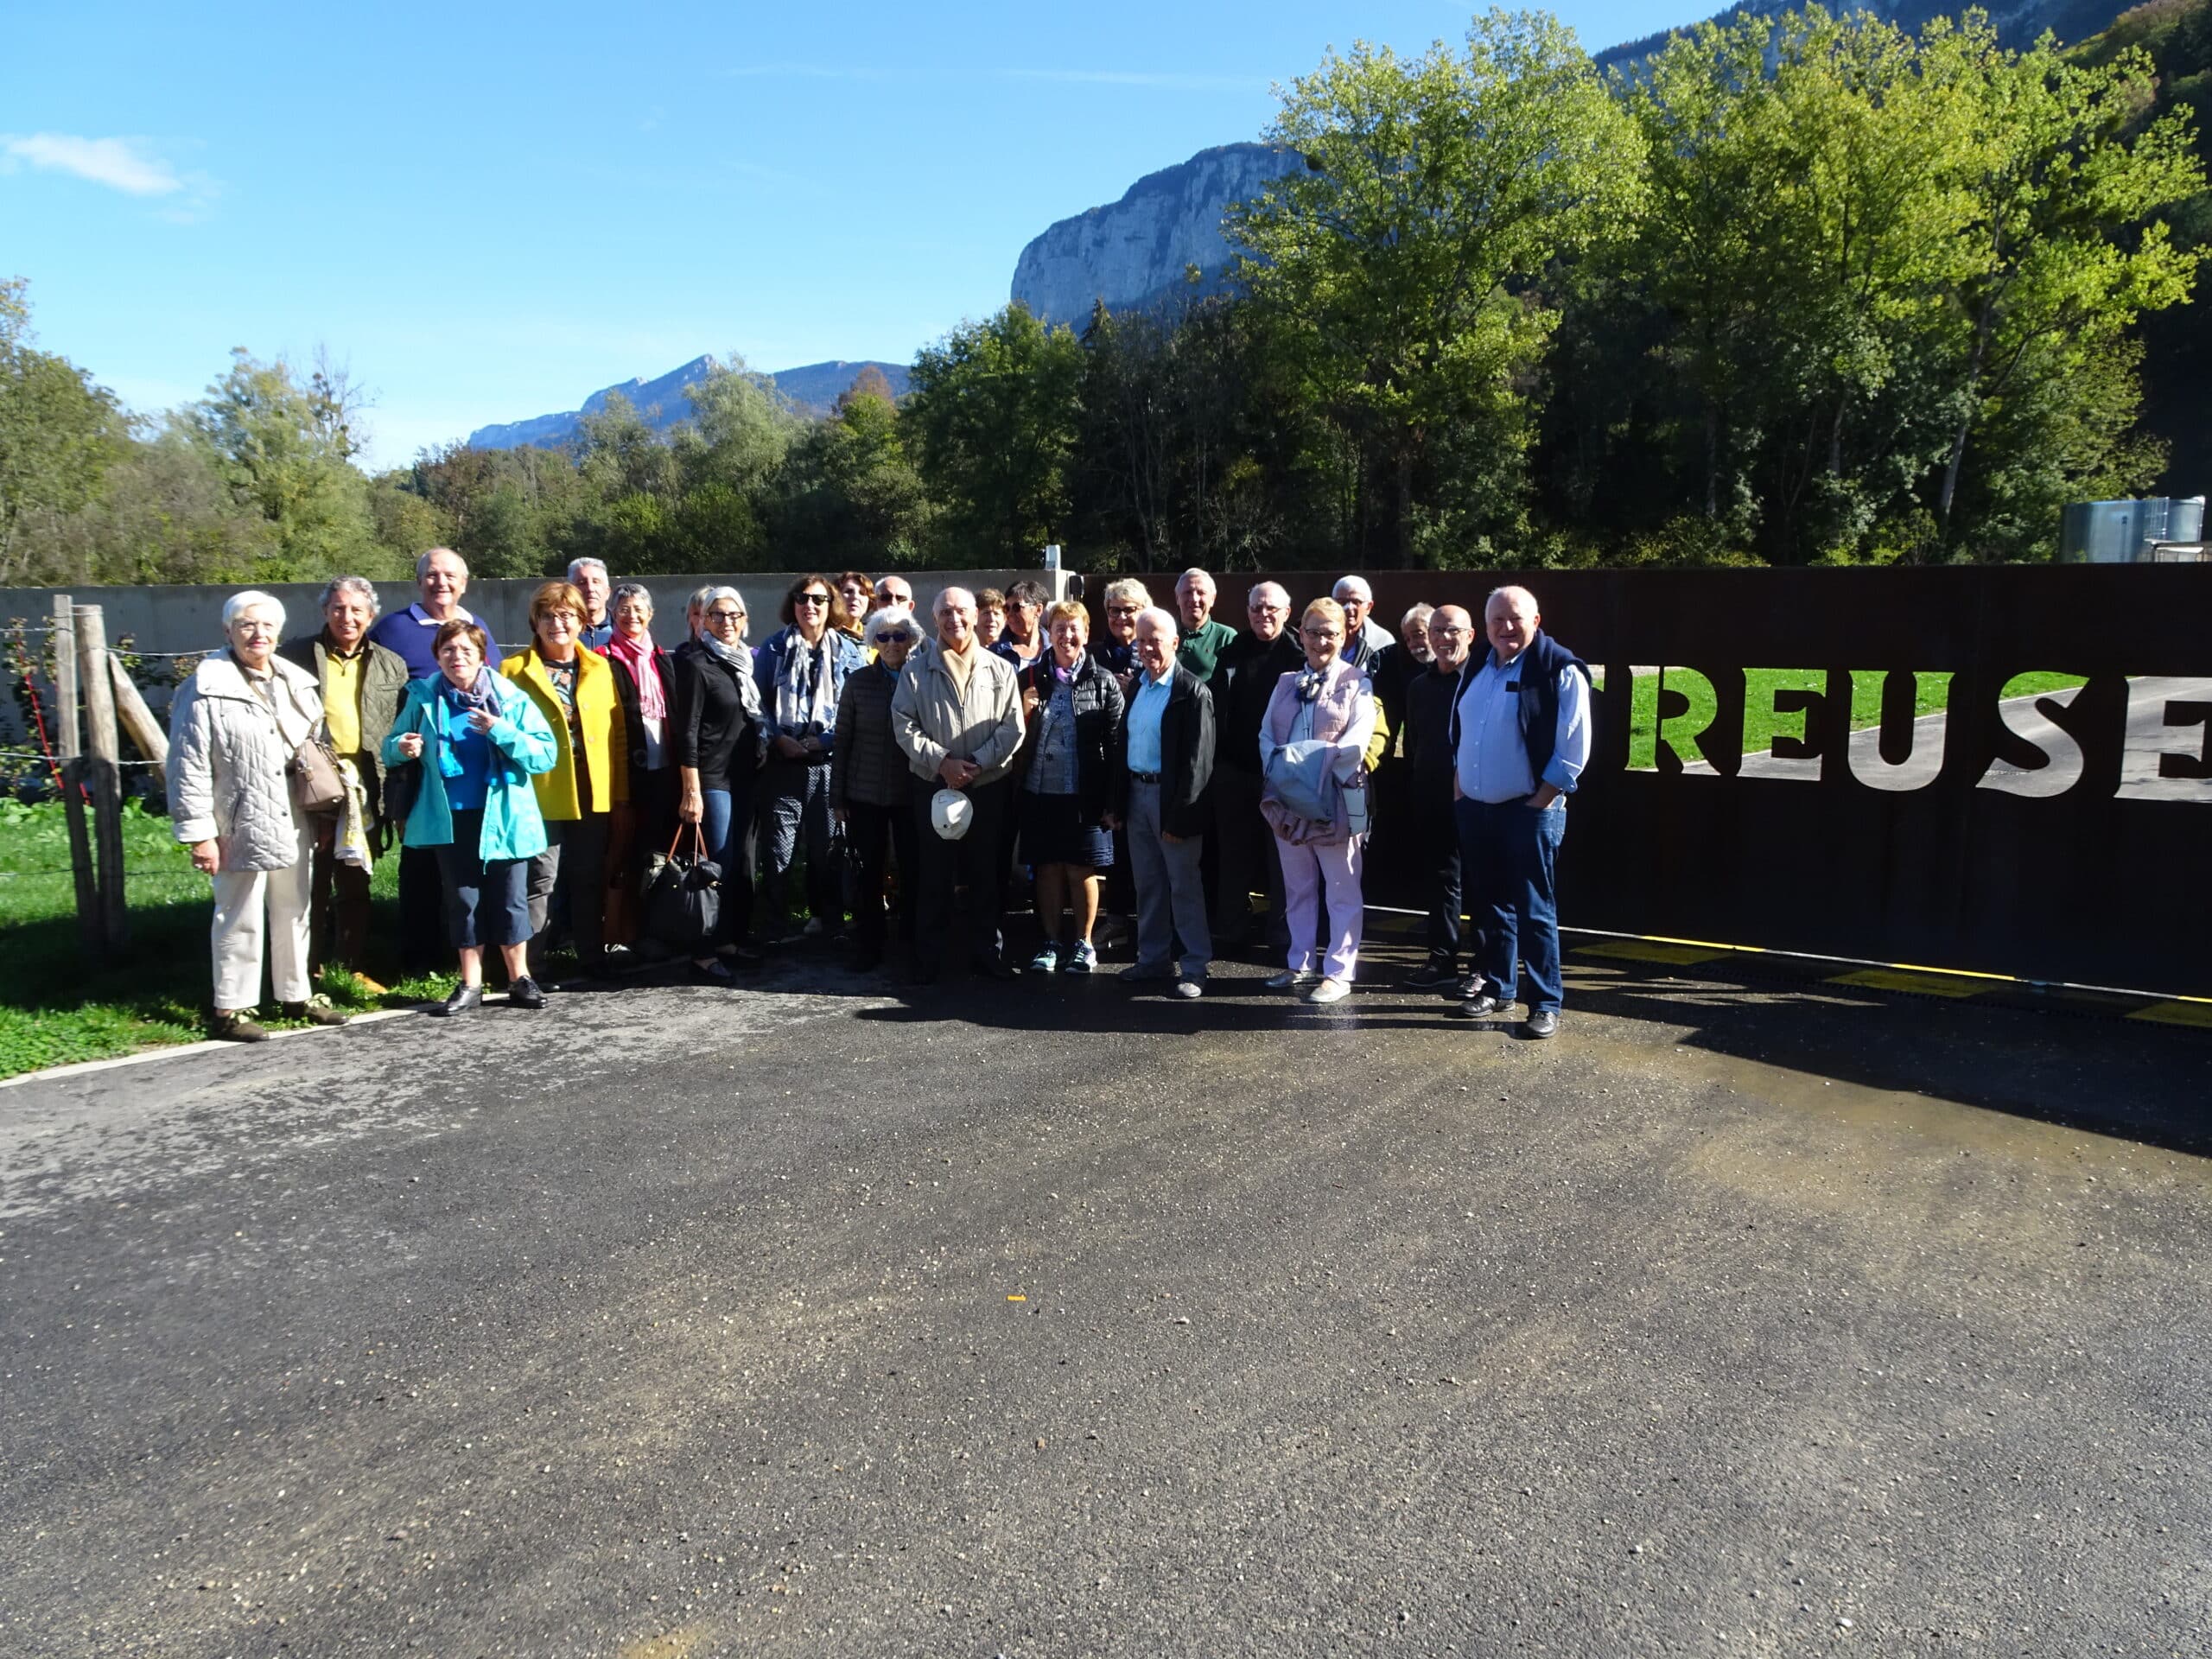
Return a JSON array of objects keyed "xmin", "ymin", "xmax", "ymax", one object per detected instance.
[
  {"xmin": 871, "ymin": 631, "xmax": 911, "ymax": 645},
  {"xmin": 796, "ymin": 593, "xmax": 830, "ymax": 607},
  {"xmin": 708, "ymin": 609, "xmax": 744, "ymax": 624}
]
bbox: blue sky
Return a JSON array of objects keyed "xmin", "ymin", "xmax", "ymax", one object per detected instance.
[{"xmin": 4, "ymin": 0, "xmax": 1688, "ymax": 466}]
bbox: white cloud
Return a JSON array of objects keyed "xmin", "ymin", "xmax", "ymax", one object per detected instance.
[{"xmin": 1, "ymin": 132, "xmax": 183, "ymax": 196}]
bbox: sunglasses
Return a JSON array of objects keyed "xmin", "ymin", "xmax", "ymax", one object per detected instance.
[
  {"xmin": 871, "ymin": 631, "xmax": 911, "ymax": 645},
  {"xmin": 796, "ymin": 593, "xmax": 830, "ymax": 606}
]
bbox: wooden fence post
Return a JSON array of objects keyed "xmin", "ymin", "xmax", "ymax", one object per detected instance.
[
  {"xmin": 51, "ymin": 592, "xmax": 80, "ymax": 758},
  {"xmin": 48, "ymin": 594, "xmax": 100, "ymax": 950},
  {"xmin": 108, "ymin": 652, "xmax": 169, "ymax": 791},
  {"xmin": 74, "ymin": 604, "xmax": 130, "ymax": 955}
]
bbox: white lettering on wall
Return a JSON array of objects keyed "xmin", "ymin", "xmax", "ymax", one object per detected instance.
[
  {"xmin": 1977, "ymin": 684, "xmax": 2086, "ymax": 798},
  {"xmin": 1846, "ymin": 670, "xmax": 1951, "ymax": 793},
  {"xmin": 2114, "ymin": 677, "xmax": 2212, "ymax": 804}
]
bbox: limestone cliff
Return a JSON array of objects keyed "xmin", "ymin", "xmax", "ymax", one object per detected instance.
[{"xmin": 1009, "ymin": 143, "xmax": 1300, "ymax": 327}]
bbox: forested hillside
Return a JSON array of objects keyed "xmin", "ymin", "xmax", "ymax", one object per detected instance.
[{"xmin": 2, "ymin": 3, "xmax": 2203, "ymax": 587}]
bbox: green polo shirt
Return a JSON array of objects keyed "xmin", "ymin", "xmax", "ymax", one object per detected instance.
[{"xmin": 1176, "ymin": 618, "xmax": 1238, "ymax": 685}]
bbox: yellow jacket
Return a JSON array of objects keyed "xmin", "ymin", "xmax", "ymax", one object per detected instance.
[{"xmin": 499, "ymin": 645, "xmax": 631, "ymax": 819}]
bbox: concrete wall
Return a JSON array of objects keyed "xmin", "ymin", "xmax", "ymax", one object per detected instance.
[{"xmin": 0, "ymin": 569, "xmax": 1063, "ymax": 745}]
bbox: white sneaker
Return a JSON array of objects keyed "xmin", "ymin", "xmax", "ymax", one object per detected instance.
[
  {"xmin": 1304, "ymin": 976, "xmax": 1351, "ymax": 1005},
  {"xmin": 1265, "ymin": 969, "xmax": 1320, "ymax": 990}
]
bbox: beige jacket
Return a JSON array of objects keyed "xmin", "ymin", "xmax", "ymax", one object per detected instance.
[{"xmin": 890, "ymin": 639, "xmax": 1025, "ymax": 786}]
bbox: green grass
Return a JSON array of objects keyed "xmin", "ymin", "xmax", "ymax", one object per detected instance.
[
  {"xmin": 1624, "ymin": 668, "xmax": 2092, "ymax": 769},
  {"xmin": 0, "ymin": 797, "xmax": 437, "ymax": 1079}
]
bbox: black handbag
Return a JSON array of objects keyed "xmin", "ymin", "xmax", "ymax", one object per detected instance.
[
  {"xmin": 644, "ymin": 824, "xmax": 722, "ymax": 954},
  {"xmin": 380, "ymin": 758, "xmax": 422, "ymax": 830}
]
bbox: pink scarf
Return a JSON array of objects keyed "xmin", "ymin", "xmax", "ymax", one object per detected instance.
[{"xmin": 603, "ymin": 630, "xmax": 666, "ymax": 722}]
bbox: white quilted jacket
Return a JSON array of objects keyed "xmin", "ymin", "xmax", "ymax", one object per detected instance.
[{"xmin": 168, "ymin": 652, "xmax": 326, "ymax": 872}]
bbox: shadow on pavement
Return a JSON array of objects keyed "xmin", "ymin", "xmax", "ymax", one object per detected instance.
[{"xmin": 831, "ymin": 938, "xmax": 2212, "ymax": 1160}]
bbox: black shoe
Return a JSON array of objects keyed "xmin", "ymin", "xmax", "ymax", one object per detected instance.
[
  {"xmin": 972, "ymin": 956, "xmax": 1020, "ymax": 981},
  {"xmin": 437, "ymin": 984, "xmax": 484, "ymax": 1018},
  {"xmin": 691, "ymin": 959, "xmax": 735, "ymax": 985},
  {"xmin": 1455, "ymin": 994, "xmax": 1503, "ymax": 1019},
  {"xmin": 1525, "ymin": 1009, "xmax": 1560, "ymax": 1039},
  {"xmin": 1405, "ymin": 957, "xmax": 1460, "ymax": 991},
  {"xmin": 210, "ymin": 1010, "xmax": 270, "ymax": 1043},
  {"xmin": 508, "ymin": 976, "xmax": 546, "ymax": 1010},
  {"xmin": 281, "ymin": 999, "xmax": 350, "ymax": 1027}
]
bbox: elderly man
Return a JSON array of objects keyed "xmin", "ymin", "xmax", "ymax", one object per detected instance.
[
  {"xmin": 1333, "ymin": 575, "xmax": 1396, "ymax": 668},
  {"xmin": 1112, "ymin": 607, "xmax": 1217, "ymax": 997},
  {"xmin": 1172, "ymin": 568, "xmax": 1238, "ymax": 685},
  {"xmin": 1452, "ymin": 586, "xmax": 1591, "ymax": 1038},
  {"xmin": 1211, "ymin": 581, "xmax": 1303, "ymax": 952},
  {"xmin": 568, "ymin": 558, "xmax": 614, "ymax": 651},
  {"xmin": 368, "ymin": 547, "xmax": 493, "ymax": 973},
  {"xmin": 1400, "ymin": 604, "xmax": 1476, "ymax": 992},
  {"xmin": 891, "ymin": 588, "xmax": 1027, "ymax": 982},
  {"xmin": 874, "ymin": 575, "xmax": 916, "ymax": 620},
  {"xmin": 278, "ymin": 576, "xmax": 409, "ymax": 982}
]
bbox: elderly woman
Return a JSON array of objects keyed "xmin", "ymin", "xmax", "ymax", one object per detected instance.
[
  {"xmin": 993, "ymin": 579, "xmax": 1049, "ymax": 670},
  {"xmin": 169, "ymin": 591, "xmax": 352, "ymax": 1042},
  {"xmin": 500, "ymin": 581, "xmax": 630, "ymax": 979},
  {"xmin": 384, "ymin": 620, "xmax": 559, "ymax": 1014},
  {"xmin": 1259, "ymin": 597, "xmax": 1376, "ymax": 1006},
  {"xmin": 753, "ymin": 574, "xmax": 865, "ymax": 942},
  {"xmin": 276, "ymin": 575, "xmax": 408, "ymax": 982},
  {"xmin": 671, "ymin": 585, "xmax": 765, "ymax": 982},
  {"xmin": 601, "ymin": 581, "xmax": 679, "ymax": 944},
  {"xmin": 1016, "ymin": 600, "xmax": 1124, "ymax": 974},
  {"xmin": 830, "ymin": 605, "xmax": 923, "ymax": 973},
  {"xmin": 1095, "ymin": 578, "xmax": 1152, "ymax": 690}
]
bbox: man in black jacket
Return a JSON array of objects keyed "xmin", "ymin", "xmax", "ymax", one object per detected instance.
[
  {"xmin": 1402, "ymin": 604, "xmax": 1475, "ymax": 991},
  {"xmin": 1211, "ymin": 581, "xmax": 1303, "ymax": 952},
  {"xmin": 1111, "ymin": 608, "xmax": 1217, "ymax": 998}
]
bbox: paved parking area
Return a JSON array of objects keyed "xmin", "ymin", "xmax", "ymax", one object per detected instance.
[{"xmin": 3, "ymin": 946, "xmax": 2208, "ymax": 1656}]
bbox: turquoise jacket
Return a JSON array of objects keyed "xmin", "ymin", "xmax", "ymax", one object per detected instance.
[{"xmin": 381, "ymin": 674, "xmax": 558, "ymax": 861}]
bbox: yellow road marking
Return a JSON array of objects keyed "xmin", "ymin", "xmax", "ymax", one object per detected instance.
[
  {"xmin": 1574, "ymin": 940, "xmax": 1729, "ymax": 967},
  {"xmin": 620, "ymin": 1621, "xmax": 717, "ymax": 1659},
  {"xmin": 1827, "ymin": 969, "xmax": 1988, "ymax": 999},
  {"xmin": 2128, "ymin": 1001, "xmax": 2212, "ymax": 1029}
]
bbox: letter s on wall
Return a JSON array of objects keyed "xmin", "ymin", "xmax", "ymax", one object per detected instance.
[{"xmin": 1976, "ymin": 683, "xmax": 2085, "ymax": 798}]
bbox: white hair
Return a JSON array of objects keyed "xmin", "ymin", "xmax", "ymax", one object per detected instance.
[
  {"xmin": 862, "ymin": 606, "xmax": 923, "ymax": 647},
  {"xmin": 611, "ymin": 581, "xmax": 654, "ymax": 618},
  {"xmin": 934, "ymin": 587, "xmax": 976, "ymax": 613},
  {"xmin": 1102, "ymin": 578, "xmax": 1154, "ymax": 609},
  {"xmin": 1175, "ymin": 567, "xmax": 1215, "ymax": 591},
  {"xmin": 1247, "ymin": 581, "xmax": 1290, "ymax": 607},
  {"xmin": 415, "ymin": 546, "xmax": 467, "ymax": 582},
  {"xmin": 317, "ymin": 575, "xmax": 380, "ymax": 616},
  {"xmin": 1135, "ymin": 606, "xmax": 1179, "ymax": 639},
  {"xmin": 1402, "ymin": 603, "xmax": 1434, "ymax": 629},
  {"xmin": 1332, "ymin": 575, "xmax": 1374, "ymax": 602},
  {"xmin": 567, "ymin": 556, "xmax": 610, "ymax": 585},
  {"xmin": 1485, "ymin": 584, "xmax": 1539, "ymax": 613},
  {"xmin": 223, "ymin": 589, "xmax": 286, "ymax": 632}
]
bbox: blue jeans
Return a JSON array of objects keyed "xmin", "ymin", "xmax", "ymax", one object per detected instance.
[
  {"xmin": 1456, "ymin": 797, "xmax": 1566, "ymax": 1013},
  {"xmin": 698, "ymin": 781, "xmax": 755, "ymax": 950}
]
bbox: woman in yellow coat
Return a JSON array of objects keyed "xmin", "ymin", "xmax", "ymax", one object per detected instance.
[{"xmin": 501, "ymin": 581, "xmax": 632, "ymax": 979}]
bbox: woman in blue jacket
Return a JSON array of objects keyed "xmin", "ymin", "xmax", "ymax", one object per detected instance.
[{"xmin": 385, "ymin": 619, "xmax": 559, "ymax": 1015}]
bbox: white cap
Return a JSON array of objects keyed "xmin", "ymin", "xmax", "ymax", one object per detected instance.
[{"xmin": 930, "ymin": 788, "xmax": 974, "ymax": 841}]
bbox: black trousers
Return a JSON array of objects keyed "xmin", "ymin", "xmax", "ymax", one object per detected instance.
[
  {"xmin": 1409, "ymin": 770, "xmax": 1467, "ymax": 963},
  {"xmin": 911, "ymin": 778, "xmax": 1009, "ymax": 977},
  {"xmin": 307, "ymin": 816, "xmax": 373, "ymax": 976},
  {"xmin": 528, "ymin": 810, "xmax": 611, "ymax": 974},
  {"xmin": 847, "ymin": 799, "xmax": 917, "ymax": 954},
  {"xmin": 397, "ymin": 843, "xmax": 446, "ymax": 976},
  {"xmin": 1211, "ymin": 765, "xmax": 1282, "ymax": 948}
]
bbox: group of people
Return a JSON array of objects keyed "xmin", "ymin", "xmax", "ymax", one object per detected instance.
[{"xmin": 167, "ymin": 549, "xmax": 1589, "ymax": 1041}]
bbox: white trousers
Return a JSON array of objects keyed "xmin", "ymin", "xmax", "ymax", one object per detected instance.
[{"xmin": 210, "ymin": 814, "xmax": 315, "ymax": 1012}]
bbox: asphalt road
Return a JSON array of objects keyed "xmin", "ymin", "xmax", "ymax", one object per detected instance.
[{"xmin": 3, "ymin": 947, "xmax": 2209, "ymax": 1657}]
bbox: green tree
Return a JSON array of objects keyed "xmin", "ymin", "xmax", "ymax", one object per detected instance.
[
  {"xmin": 1228, "ymin": 9, "xmax": 1645, "ymax": 564},
  {"xmin": 673, "ymin": 354, "xmax": 798, "ymax": 497},
  {"xmin": 905, "ymin": 303, "xmax": 1085, "ymax": 562},
  {"xmin": 777, "ymin": 367, "xmax": 932, "ymax": 565},
  {"xmin": 185, "ymin": 346, "xmax": 377, "ymax": 577},
  {"xmin": 0, "ymin": 278, "xmax": 128, "ymax": 582}
]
